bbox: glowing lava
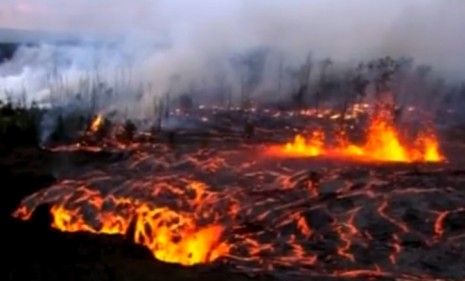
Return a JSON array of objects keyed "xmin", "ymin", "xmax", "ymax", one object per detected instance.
[
  {"xmin": 135, "ymin": 206, "xmax": 229, "ymax": 265},
  {"xmin": 14, "ymin": 181, "xmax": 231, "ymax": 266},
  {"xmin": 352, "ymin": 112, "xmax": 410, "ymax": 162},
  {"xmin": 415, "ymin": 132, "xmax": 444, "ymax": 162},
  {"xmin": 11, "ymin": 105, "xmax": 460, "ymax": 279},
  {"xmin": 282, "ymin": 130, "xmax": 325, "ymax": 157},
  {"xmin": 89, "ymin": 114, "xmax": 104, "ymax": 133},
  {"xmin": 271, "ymin": 110, "xmax": 445, "ymax": 163}
]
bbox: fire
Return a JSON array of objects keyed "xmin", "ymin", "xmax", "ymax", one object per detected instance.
[
  {"xmin": 282, "ymin": 130, "xmax": 325, "ymax": 157},
  {"xmin": 51, "ymin": 204, "xmax": 128, "ymax": 235},
  {"xmin": 357, "ymin": 112, "xmax": 410, "ymax": 162},
  {"xmin": 134, "ymin": 206, "xmax": 229, "ymax": 265},
  {"xmin": 43, "ymin": 203, "xmax": 229, "ymax": 266},
  {"xmin": 415, "ymin": 132, "xmax": 443, "ymax": 162},
  {"xmin": 271, "ymin": 109, "xmax": 445, "ymax": 163},
  {"xmin": 336, "ymin": 111, "xmax": 412, "ymax": 162},
  {"xmin": 11, "ymin": 104, "xmax": 458, "ymax": 278},
  {"xmin": 89, "ymin": 114, "xmax": 103, "ymax": 133},
  {"xmin": 14, "ymin": 181, "xmax": 230, "ymax": 266}
]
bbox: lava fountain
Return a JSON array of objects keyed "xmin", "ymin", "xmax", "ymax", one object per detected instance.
[{"xmin": 270, "ymin": 108, "xmax": 445, "ymax": 163}]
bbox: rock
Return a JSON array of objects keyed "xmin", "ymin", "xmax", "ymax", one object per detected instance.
[
  {"xmin": 319, "ymin": 179, "xmax": 345, "ymax": 196},
  {"xmin": 303, "ymin": 208, "xmax": 334, "ymax": 230}
]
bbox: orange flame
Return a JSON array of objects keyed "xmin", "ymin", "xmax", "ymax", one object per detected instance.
[
  {"xmin": 51, "ymin": 204, "xmax": 128, "ymax": 235},
  {"xmin": 15, "ymin": 180, "xmax": 231, "ymax": 266},
  {"xmin": 415, "ymin": 132, "xmax": 444, "ymax": 162},
  {"xmin": 90, "ymin": 114, "xmax": 103, "ymax": 133},
  {"xmin": 273, "ymin": 130, "xmax": 325, "ymax": 157},
  {"xmin": 271, "ymin": 109, "xmax": 445, "ymax": 163},
  {"xmin": 134, "ymin": 206, "xmax": 229, "ymax": 265},
  {"xmin": 49, "ymin": 204, "xmax": 228, "ymax": 265},
  {"xmin": 340, "ymin": 111, "xmax": 411, "ymax": 162}
]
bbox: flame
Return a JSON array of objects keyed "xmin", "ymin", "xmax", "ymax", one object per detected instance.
[
  {"xmin": 51, "ymin": 204, "xmax": 128, "ymax": 235},
  {"xmin": 90, "ymin": 114, "xmax": 103, "ymax": 133},
  {"xmin": 277, "ymin": 130, "xmax": 325, "ymax": 157},
  {"xmin": 416, "ymin": 132, "xmax": 444, "ymax": 162},
  {"xmin": 11, "ymin": 104, "xmax": 455, "ymax": 277},
  {"xmin": 134, "ymin": 206, "xmax": 229, "ymax": 265},
  {"xmin": 340, "ymin": 111, "xmax": 411, "ymax": 162},
  {"xmin": 49, "ymin": 204, "xmax": 228, "ymax": 265},
  {"xmin": 15, "ymin": 180, "xmax": 230, "ymax": 266},
  {"xmin": 362, "ymin": 113, "xmax": 410, "ymax": 161},
  {"xmin": 271, "ymin": 109, "xmax": 445, "ymax": 163}
]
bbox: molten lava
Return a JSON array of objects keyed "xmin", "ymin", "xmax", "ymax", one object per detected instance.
[
  {"xmin": 14, "ymin": 180, "xmax": 231, "ymax": 266},
  {"xmin": 11, "ymin": 105, "xmax": 462, "ymax": 280},
  {"xmin": 89, "ymin": 114, "xmax": 104, "ymax": 133},
  {"xmin": 135, "ymin": 206, "xmax": 229, "ymax": 265},
  {"xmin": 272, "ymin": 110, "xmax": 444, "ymax": 162},
  {"xmin": 282, "ymin": 130, "xmax": 325, "ymax": 157},
  {"xmin": 415, "ymin": 132, "xmax": 444, "ymax": 162},
  {"xmin": 350, "ymin": 112, "xmax": 411, "ymax": 162}
]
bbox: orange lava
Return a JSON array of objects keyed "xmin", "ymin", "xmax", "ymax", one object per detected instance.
[
  {"xmin": 135, "ymin": 206, "xmax": 229, "ymax": 265},
  {"xmin": 282, "ymin": 130, "xmax": 325, "ymax": 157},
  {"xmin": 11, "ymin": 105, "xmax": 459, "ymax": 276},
  {"xmin": 433, "ymin": 211, "xmax": 449, "ymax": 239},
  {"xmin": 49, "ymin": 203, "xmax": 229, "ymax": 266},
  {"xmin": 15, "ymin": 181, "xmax": 231, "ymax": 266},
  {"xmin": 89, "ymin": 114, "xmax": 104, "ymax": 133},
  {"xmin": 51, "ymin": 204, "xmax": 128, "ymax": 235},
  {"xmin": 270, "ymin": 109, "xmax": 445, "ymax": 163}
]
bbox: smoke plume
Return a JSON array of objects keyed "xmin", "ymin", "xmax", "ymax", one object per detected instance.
[{"xmin": 1, "ymin": 0, "xmax": 464, "ymax": 116}]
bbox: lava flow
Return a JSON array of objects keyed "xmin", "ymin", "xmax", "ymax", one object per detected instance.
[
  {"xmin": 283, "ymin": 130, "xmax": 325, "ymax": 157},
  {"xmin": 134, "ymin": 206, "xmax": 229, "ymax": 265},
  {"xmin": 271, "ymin": 108, "xmax": 445, "ymax": 162},
  {"xmin": 14, "ymin": 180, "xmax": 231, "ymax": 266},
  {"xmin": 11, "ymin": 106, "xmax": 465, "ymax": 280}
]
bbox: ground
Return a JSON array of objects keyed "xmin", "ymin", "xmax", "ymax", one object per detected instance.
[
  {"xmin": 2, "ymin": 108, "xmax": 465, "ymax": 281},
  {"xmin": 1, "ymin": 146, "xmax": 256, "ymax": 281}
]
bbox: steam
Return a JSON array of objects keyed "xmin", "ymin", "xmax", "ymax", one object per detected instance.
[{"xmin": 1, "ymin": 0, "xmax": 465, "ymax": 115}]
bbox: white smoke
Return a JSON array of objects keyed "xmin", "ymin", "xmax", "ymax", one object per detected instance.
[{"xmin": 1, "ymin": 0, "xmax": 464, "ymax": 113}]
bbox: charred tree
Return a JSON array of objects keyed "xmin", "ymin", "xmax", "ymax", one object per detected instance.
[
  {"xmin": 231, "ymin": 49, "xmax": 267, "ymax": 109},
  {"xmin": 314, "ymin": 58, "xmax": 332, "ymax": 109},
  {"xmin": 292, "ymin": 53, "xmax": 312, "ymax": 108}
]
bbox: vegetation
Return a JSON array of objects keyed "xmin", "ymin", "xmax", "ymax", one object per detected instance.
[{"xmin": 0, "ymin": 100, "xmax": 42, "ymax": 147}]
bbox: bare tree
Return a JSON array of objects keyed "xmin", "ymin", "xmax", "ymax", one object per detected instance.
[{"xmin": 314, "ymin": 58, "xmax": 332, "ymax": 109}]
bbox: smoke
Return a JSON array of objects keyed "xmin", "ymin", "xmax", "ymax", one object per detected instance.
[{"xmin": 1, "ymin": 0, "xmax": 465, "ymax": 115}]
